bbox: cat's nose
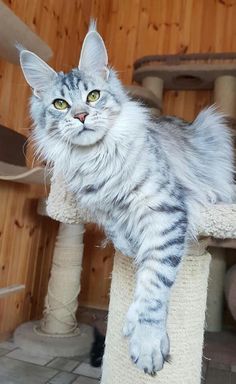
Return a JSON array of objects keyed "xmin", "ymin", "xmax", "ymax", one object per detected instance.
[{"xmin": 74, "ymin": 112, "xmax": 88, "ymax": 123}]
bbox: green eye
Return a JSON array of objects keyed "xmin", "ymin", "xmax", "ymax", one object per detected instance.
[
  {"xmin": 53, "ymin": 99, "xmax": 70, "ymax": 110},
  {"xmin": 87, "ymin": 90, "xmax": 100, "ymax": 103}
]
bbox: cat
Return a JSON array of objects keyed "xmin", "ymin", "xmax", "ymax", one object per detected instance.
[{"xmin": 19, "ymin": 22, "xmax": 234, "ymax": 375}]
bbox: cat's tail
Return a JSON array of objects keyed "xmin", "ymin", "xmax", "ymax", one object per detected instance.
[{"xmin": 191, "ymin": 105, "xmax": 235, "ymax": 204}]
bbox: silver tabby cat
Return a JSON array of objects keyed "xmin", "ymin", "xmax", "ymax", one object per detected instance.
[{"xmin": 20, "ymin": 22, "xmax": 234, "ymax": 375}]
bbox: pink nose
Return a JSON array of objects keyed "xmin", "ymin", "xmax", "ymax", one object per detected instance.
[{"xmin": 74, "ymin": 112, "xmax": 88, "ymax": 123}]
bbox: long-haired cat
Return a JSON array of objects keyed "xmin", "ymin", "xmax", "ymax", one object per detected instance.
[{"xmin": 19, "ymin": 22, "xmax": 234, "ymax": 375}]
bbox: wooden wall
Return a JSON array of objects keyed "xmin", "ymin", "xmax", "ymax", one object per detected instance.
[
  {"xmin": 0, "ymin": 0, "xmax": 236, "ymax": 336},
  {"xmin": 0, "ymin": 0, "xmax": 92, "ymax": 338}
]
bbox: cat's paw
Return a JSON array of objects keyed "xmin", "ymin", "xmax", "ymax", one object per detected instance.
[{"xmin": 128, "ymin": 323, "xmax": 170, "ymax": 375}]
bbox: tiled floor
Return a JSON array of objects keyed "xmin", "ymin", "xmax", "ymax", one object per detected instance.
[
  {"xmin": 202, "ymin": 359, "xmax": 236, "ymax": 384},
  {"xmin": 1, "ymin": 329, "xmax": 236, "ymax": 383},
  {"xmin": 202, "ymin": 331, "xmax": 236, "ymax": 384},
  {"xmin": 0, "ymin": 339, "xmax": 100, "ymax": 384}
]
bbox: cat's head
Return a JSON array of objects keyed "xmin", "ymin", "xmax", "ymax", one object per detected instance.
[{"xmin": 20, "ymin": 22, "xmax": 127, "ymax": 155}]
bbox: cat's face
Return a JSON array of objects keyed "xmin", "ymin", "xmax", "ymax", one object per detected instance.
[{"xmin": 20, "ymin": 23, "xmax": 127, "ymax": 150}]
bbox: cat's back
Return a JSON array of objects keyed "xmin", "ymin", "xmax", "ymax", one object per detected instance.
[{"xmin": 149, "ymin": 109, "xmax": 234, "ymax": 205}]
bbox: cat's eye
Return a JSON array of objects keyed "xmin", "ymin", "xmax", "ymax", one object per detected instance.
[
  {"xmin": 53, "ymin": 99, "xmax": 70, "ymax": 110},
  {"xmin": 87, "ymin": 90, "xmax": 100, "ymax": 103}
]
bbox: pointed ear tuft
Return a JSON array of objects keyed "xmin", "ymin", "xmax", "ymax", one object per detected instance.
[
  {"xmin": 88, "ymin": 18, "xmax": 97, "ymax": 32},
  {"xmin": 20, "ymin": 50, "xmax": 57, "ymax": 97},
  {"xmin": 79, "ymin": 27, "xmax": 108, "ymax": 79}
]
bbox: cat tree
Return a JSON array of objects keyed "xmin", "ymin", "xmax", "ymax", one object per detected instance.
[
  {"xmin": 12, "ymin": 56, "xmax": 236, "ymax": 384},
  {"xmin": 46, "ymin": 180, "xmax": 236, "ymax": 384},
  {"xmin": 14, "ymin": 189, "xmax": 93, "ymax": 357},
  {"xmin": 43, "ymin": 53, "xmax": 236, "ymax": 384}
]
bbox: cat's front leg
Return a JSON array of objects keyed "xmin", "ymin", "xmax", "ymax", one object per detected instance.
[{"xmin": 123, "ymin": 204, "xmax": 187, "ymax": 374}]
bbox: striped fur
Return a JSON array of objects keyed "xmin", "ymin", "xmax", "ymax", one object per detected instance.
[{"xmin": 20, "ymin": 23, "xmax": 234, "ymax": 375}]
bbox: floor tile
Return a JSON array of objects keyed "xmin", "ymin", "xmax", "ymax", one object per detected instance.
[
  {"xmin": 208, "ymin": 359, "xmax": 230, "ymax": 371},
  {"xmin": 72, "ymin": 377, "xmax": 100, "ymax": 384},
  {"xmin": 0, "ymin": 340, "xmax": 17, "ymax": 350},
  {"xmin": 0, "ymin": 375, "xmax": 20, "ymax": 384},
  {"xmin": 73, "ymin": 363, "xmax": 101, "ymax": 379},
  {"xmin": 49, "ymin": 371, "xmax": 77, "ymax": 384},
  {"xmin": 231, "ymin": 372, "xmax": 236, "ymax": 383},
  {"xmin": 72, "ymin": 355, "xmax": 89, "ymax": 363},
  {"xmin": 0, "ymin": 347, "xmax": 12, "ymax": 356},
  {"xmin": 82, "ymin": 356, "xmax": 90, "ymax": 364},
  {"xmin": 206, "ymin": 367, "xmax": 231, "ymax": 384},
  {"xmin": 204, "ymin": 331, "xmax": 236, "ymax": 367},
  {"xmin": 0, "ymin": 356, "xmax": 57, "ymax": 384},
  {"xmin": 47, "ymin": 357, "xmax": 79, "ymax": 372},
  {"xmin": 6, "ymin": 348, "xmax": 53, "ymax": 365}
]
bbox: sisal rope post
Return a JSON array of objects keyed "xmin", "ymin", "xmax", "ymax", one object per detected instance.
[
  {"xmin": 38, "ymin": 223, "xmax": 84, "ymax": 335},
  {"xmin": 101, "ymin": 243, "xmax": 211, "ymax": 384},
  {"xmin": 205, "ymin": 75, "xmax": 236, "ymax": 331},
  {"xmin": 14, "ymin": 177, "xmax": 93, "ymax": 357},
  {"xmin": 205, "ymin": 247, "xmax": 226, "ymax": 332},
  {"xmin": 141, "ymin": 77, "xmax": 164, "ymax": 116},
  {"xmin": 38, "ymin": 190, "xmax": 90, "ymax": 337},
  {"xmin": 214, "ymin": 76, "xmax": 236, "ymax": 117},
  {"xmin": 37, "ymin": 195, "xmax": 90, "ymax": 337},
  {"xmin": 224, "ymin": 265, "xmax": 236, "ymax": 321}
]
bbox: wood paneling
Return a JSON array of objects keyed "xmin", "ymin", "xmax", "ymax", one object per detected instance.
[
  {"xmin": 79, "ymin": 224, "xmax": 114, "ymax": 310},
  {"xmin": 1, "ymin": 0, "xmax": 236, "ymax": 334},
  {"xmin": 0, "ymin": 179, "xmax": 59, "ymax": 336},
  {"xmin": 0, "ymin": 0, "xmax": 92, "ymax": 336}
]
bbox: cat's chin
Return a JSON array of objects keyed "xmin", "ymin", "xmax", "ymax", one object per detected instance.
[{"xmin": 70, "ymin": 131, "xmax": 106, "ymax": 147}]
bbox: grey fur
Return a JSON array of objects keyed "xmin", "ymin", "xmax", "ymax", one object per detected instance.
[{"xmin": 19, "ymin": 24, "xmax": 234, "ymax": 375}]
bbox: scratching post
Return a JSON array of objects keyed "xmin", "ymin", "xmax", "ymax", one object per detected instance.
[
  {"xmin": 101, "ymin": 245, "xmax": 210, "ymax": 384},
  {"xmin": 204, "ymin": 74, "xmax": 236, "ymax": 332},
  {"xmin": 43, "ymin": 184, "xmax": 236, "ymax": 381},
  {"xmin": 14, "ymin": 178, "xmax": 93, "ymax": 357},
  {"xmin": 44, "ymin": 180, "xmax": 236, "ymax": 383},
  {"xmin": 101, "ymin": 206, "xmax": 236, "ymax": 384},
  {"xmin": 42, "ymin": 171, "xmax": 236, "ymax": 381},
  {"xmin": 141, "ymin": 77, "xmax": 163, "ymax": 115},
  {"xmin": 205, "ymin": 247, "xmax": 226, "ymax": 332},
  {"xmin": 225, "ymin": 265, "xmax": 236, "ymax": 321},
  {"xmin": 39, "ymin": 222, "xmax": 85, "ymax": 335},
  {"xmin": 214, "ymin": 76, "xmax": 236, "ymax": 117}
]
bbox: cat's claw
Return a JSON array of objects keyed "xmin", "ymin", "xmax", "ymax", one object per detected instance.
[{"xmin": 124, "ymin": 318, "xmax": 170, "ymax": 374}]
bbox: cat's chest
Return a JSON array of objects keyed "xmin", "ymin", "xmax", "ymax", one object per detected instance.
[{"xmin": 68, "ymin": 171, "xmax": 119, "ymax": 214}]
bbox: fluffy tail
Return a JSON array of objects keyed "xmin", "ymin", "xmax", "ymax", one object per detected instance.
[{"xmin": 190, "ymin": 106, "xmax": 234, "ymax": 203}]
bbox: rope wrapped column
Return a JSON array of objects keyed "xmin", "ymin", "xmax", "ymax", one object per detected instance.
[
  {"xmin": 141, "ymin": 77, "xmax": 164, "ymax": 116},
  {"xmin": 14, "ymin": 177, "xmax": 93, "ymax": 357},
  {"xmin": 214, "ymin": 76, "xmax": 236, "ymax": 117},
  {"xmin": 39, "ymin": 223, "xmax": 84, "ymax": 335},
  {"xmin": 101, "ymin": 243, "xmax": 211, "ymax": 384},
  {"xmin": 205, "ymin": 75, "xmax": 236, "ymax": 331},
  {"xmin": 205, "ymin": 247, "xmax": 226, "ymax": 331}
]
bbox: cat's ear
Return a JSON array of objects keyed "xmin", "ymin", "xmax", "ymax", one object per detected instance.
[
  {"xmin": 79, "ymin": 22, "xmax": 109, "ymax": 79},
  {"xmin": 20, "ymin": 50, "xmax": 57, "ymax": 98}
]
